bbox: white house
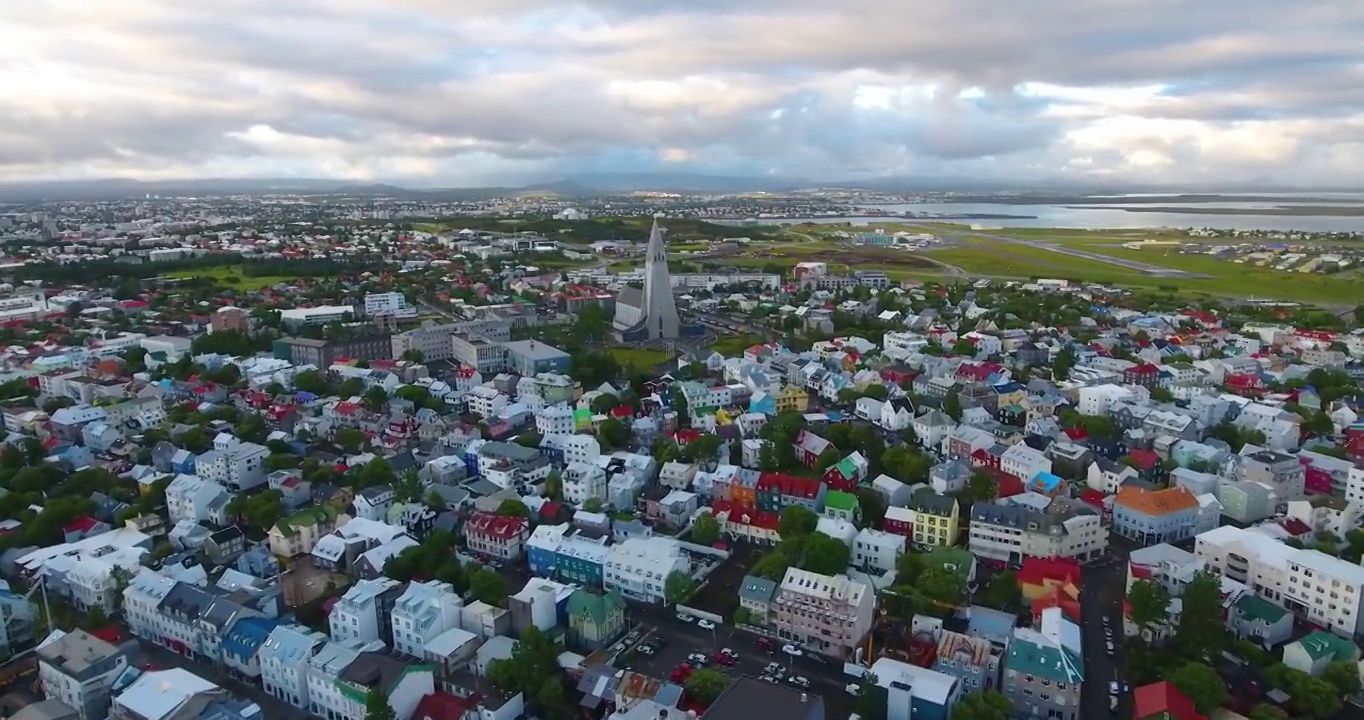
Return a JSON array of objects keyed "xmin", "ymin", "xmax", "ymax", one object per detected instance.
[
  {"xmin": 603, "ymin": 538, "xmax": 689, "ymax": 604},
  {"xmin": 196, "ymin": 433, "xmax": 269, "ymax": 491},
  {"xmin": 1001, "ymin": 445, "xmax": 1052, "ymax": 484},
  {"xmin": 391, "ymin": 580, "xmax": 464, "ymax": 659},
  {"xmin": 563, "ymin": 462, "xmax": 609, "ymax": 506},
  {"xmin": 38, "ymin": 629, "xmax": 133, "ymax": 720},
  {"xmin": 853, "ymin": 528, "xmax": 905, "ymax": 574},
  {"xmin": 165, "ymin": 474, "xmax": 231, "ymax": 526},
  {"xmin": 329, "ymin": 577, "xmax": 402, "ymax": 646},
  {"xmin": 260, "ymin": 624, "xmax": 329, "ymax": 711}
]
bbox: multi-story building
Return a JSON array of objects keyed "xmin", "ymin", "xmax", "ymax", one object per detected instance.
[
  {"xmin": 121, "ymin": 568, "xmax": 177, "ymax": 644},
  {"xmin": 1195, "ymin": 525, "xmax": 1295, "ymax": 606},
  {"xmin": 908, "ymin": 493, "xmax": 960, "ymax": 547},
  {"xmin": 274, "ymin": 334, "xmax": 393, "ymax": 367},
  {"xmin": 603, "ymin": 538, "xmax": 689, "ymax": 604},
  {"xmin": 1112, "ymin": 486, "xmax": 1219, "ymax": 546},
  {"xmin": 211, "ymin": 306, "xmax": 248, "ymax": 334},
  {"xmin": 503, "ymin": 340, "xmax": 572, "ymax": 376},
  {"xmin": 196, "ymin": 433, "xmax": 269, "ymax": 491},
  {"xmin": 1001, "ymin": 607, "xmax": 1083, "ymax": 720},
  {"xmin": 330, "ymin": 577, "xmax": 403, "ymax": 646},
  {"xmin": 932, "ymin": 629, "xmax": 1003, "ymax": 692},
  {"xmin": 165, "ymin": 474, "xmax": 231, "ymax": 526},
  {"xmin": 464, "ymin": 513, "xmax": 529, "ymax": 560},
  {"xmin": 451, "ymin": 333, "xmax": 507, "ymax": 374},
  {"xmin": 1283, "ymin": 550, "xmax": 1364, "ymax": 638},
  {"xmin": 38, "ymin": 629, "xmax": 133, "ymax": 720},
  {"xmin": 772, "ymin": 568, "xmax": 874, "ymax": 658},
  {"xmin": 390, "ymin": 581, "xmax": 464, "ymax": 659},
  {"xmin": 555, "ymin": 535, "xmax": 610, "ymax": 586},
  {"xmin": 392, "ymin": 320, "xmax": 510, "ymax": 362},
  {"xmin": 363, "ymin": 292, "xmax": 417, "ymax": 319},
  {"xmin": 1239, "ymin": 450, "xmax": 1306, "ymax": 502},
  {"xmin": 536, "ymin": 404, "xmax": 576, "ymax": 437},
  {"xmin": 1001, "ymin": 445, "xmax": 1052, "ymax": 484},
  {"xmin": 562, "ymin": 462, "xmax": 608, "ymax": 506},
  {"xmin": 852, "ymin": 529, "xmax": 904, "ymax": 574},
  {"xmin": 260, "ymin": 624, "xmax": 328, "ymax": 711},
  {"xmin": 269, "ymin": 506, "xmax": 342, "ymax": 558},
  {"xmin": 969, "ymin": 499, "xmax": 1107, "ymax": 565}
]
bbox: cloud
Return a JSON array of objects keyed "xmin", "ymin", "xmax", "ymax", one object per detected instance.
[{"xmin": 0, "ymin": 0, "xmax": 1362, "ymax": 185}]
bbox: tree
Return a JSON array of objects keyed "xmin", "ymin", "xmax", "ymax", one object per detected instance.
[
  {"xmin": 978, "ymin": 570, "xmax": 1021, "ymax": 609},
  {"xmin": 590, "ymin": 393, "xmax": 619, "ymax": 415},
  {"xmin": 951, "ymin": 689, "xmax": 1011, "ymax": 720},
  {"xmin": 364, "ymin": 688, "xmax": 397, "ymax": 720},
  {"xmin": 1286, "ymin": 672, "xmax": 1341, "ymax": 719},
  {"xmin": 852, "ymin": 675, "xmax": 887, "ymax": 720},
  {"xmin": 334, "ymin": 427, "xmax": 367, "ymax": 453},
  {"xmin": 535, "ymin": 677, "xmax": 571, "ymax": 720},
  {"xmin": 1323, "ymin": 660, "xmax": 1362, "ymax": 697},
  {"xmin": 750, "ymin": 550, "xmax": 792, "ymax": 580},
  {"xmin": 497, "ymin": 499, "xmax": 530, "ymax": 518},
  {"xmin": 800, "ymin": 532, "xmax": 851, "ymax": 575},
  {"xmin": 856, "ymin": 488, "xmax": 887, "ymax": 528},
  {"xmin": 488, "ymin": 627, "xmax": 567, "ymax": 718},
  {"xmin": 1168, "ymin": 662, "xmax": 1229, "ymax": 714},
  {"xmin": 681, "ymin": 434, "xmax": 723, "ymax": 465},
  {"xmin": 952, "ymin": 338, "xmax": 977, "ymax": 356},
  {"xmin": 815, "ymin": 447, "xmax": 841, "ymax": 473},
  {"xmin": 918, "ymin": 566, "xmax": 966, "ymax": 608},
  {"xmin": 1248, "ymin": 704, "xmax": 1288, "ymax": 720},
  {"xmin": 683, "ymin": 668, "xmax": 731, "ymax": 705},
  {"xmin": 664, "ymin": 571, "xmax": 698, "ymax": 605},
  {"xmin": 1150, "ymin": 386, "xmax": 1175, "ymax": 403},
  {"xmin": 778, "ymin": 506, "xmax": 818, "ymax": 539},
  {"xmin": 358, "ymin": 456, "xmax": 397, "ymax": 489},
  {"xmin": 943, "ymin": 391, "xmax": 963, "ymax": 421},
  {"xmin": 293, "ymin": 369, "xmax": 329, "ymax": 395},
  {"xmin": 1172, "ymin": 569, "xmax": 1229, "ymax": 661},
  {"xmin": 690, "ymin": 513, "xmax": 720, "ymax": 545},
  {"xmin": 236, "ymin": 413, "xmax": 268, "ymax": 443},
  {"xmin": 1127, "ymin": 579, "xmax": 1172, "ymax": 637},
  {"xmin": 597, "ymin": 418, "xmax": 630, "ymax": 449},
  {"xmin": 882, "ymin": 445, "xmax": 932, "ymax": 483},
  {"xmin": 583, "ymin": 498, "xmax": 604, "ymax": 513},
  {"xmin": 363, "ymin": 385, "xmax": 388, "ymax": 411},
  {"xmin": 469, "ymin": 567, "xmax": 509, "ymax": 607}
]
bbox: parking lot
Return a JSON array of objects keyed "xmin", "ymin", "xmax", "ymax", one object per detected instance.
[
  {"xmin": 621, "ymin": 612, "xmax": 857, "ymax": 718},
  {"xmin": 687, "ymin": 544, "xmax": 764, "ymax": 621}
]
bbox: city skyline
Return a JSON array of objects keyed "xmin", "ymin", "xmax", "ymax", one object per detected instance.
[{"xmin": 2, "ymin": 1, "xmax": 1363, "ymax": 186}]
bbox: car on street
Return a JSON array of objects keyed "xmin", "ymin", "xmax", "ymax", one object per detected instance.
[
  {"xmin": 671, "ymin": 665, "xmax": 695, "ymax": 682},
  {"xmin": 755, "ymin": 637, "xmax": 776, "ymax": 652},
  {"xmin": 1105, "ymin": 641, "xmax": 1115, "ymax": 656},
  {"xmin": 1108, "ymin": 681, "xmax": 1120, "ymax": 696},
  {"xmin": 639, "ymin": 645, "xmax": 656, "ymax": 656},
  {"xmin": 788, "ymin": 676, "xmax": 810, "ymax": 689},
  {"xmin": 687, "ymin": 653, "xmax": 709, "ymax": 666},
  {"xmin": 712, "ymin": 652, "xmax": 734, "ymax": 666},
  {"xmin": 845, "ymin": 684, "xmax": 861, "ymax": 696},
  {"xmin": 720, "ymin": 648, "xmax": 737, "ymax": 659},
  {"xmin": 676, "ymin": 613, "xmax": 693, "ymax": 623},
  {"xmin": 782, "ymin": 644, "xmax": 804, "ymax": 657},
  {"xmin": 697, "ymin": 619, "xmax": 716, "ymax": 631}
]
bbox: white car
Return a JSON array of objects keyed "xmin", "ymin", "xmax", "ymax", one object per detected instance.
[
  {"xmin": 1109, "ymin": 681, "xmax": 1120, "ymax": 696},
  {"xmin": 845, "ymin": 684, "xmax": 861, "ymax": 696},
  {"xmin": 697, "ymin": 619, "xmax": 716, "ymax": 631},
  {"xmin": 782, "ymin": 643, "xmax": 804, "ymax": 657},
  {"xmin": 720, "ymin": 648, "xmax": 737, "ymax": 658},
  {"xmin": 765, "ymin": 662, "xmax": 783, "ymax": 674},
  {"xmin": 687, "ymin": 653, "xmax": 709, "ymax": 666},
  {"xmin": 788, "ymin": 676, "xmax": 810, "ymax": 688},
  {"xmin": 638, "ymin": 646, "xmax": 655, "ymax": 656},
  {"xmin": 676, "ymin": 613, "xmax": 694, "ymax": 623}
]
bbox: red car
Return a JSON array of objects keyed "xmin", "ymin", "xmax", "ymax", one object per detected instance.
[
  {"xmin": 670, "ymin": 664, "xmax": 695, "ymax": 683},
  {"xmin": 712, "ymin": 652, "xmax": 734, "ymax": 666},
  {"xmin": 755, "ymin": 637, "xmax": 776, "ymax": 652}
]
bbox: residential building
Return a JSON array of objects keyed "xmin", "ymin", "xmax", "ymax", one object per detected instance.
[
  {"xmin": 504, "ymin": 340, "xmax": 571, "ymax": 376},
  {"xmin": 932, "ymin": 629, "xmax": 1002, "ymax": 692},
  {"xmin": 1001, "ymin": 607, "xmax": 1083, "ymax": 720},
  {"xmin": 37, "ymin": 630, "xmax": 133, "ymax": 720},
  {"xmin": 464, "ymin": 513, "xmax": 529, "ymax": 560},
  {"xmin": 1283, "ymin": 631, "xmax": 1361, "ymax": 676},
  {"xmin": 969, "ymin": 499, "xmax": 1107, "ymax": 564},
  {"xmin": 1240, "ymin": 450, "xmax": 1306, "ymax": 502},
  {"xmin": 737, "ymin": 575, "xmax": 779, "ymax": 627},
  {"xmin": 772, "ymin": 568, "xmax": 874, "ymax": 658},
  {"xmin": 705, "ymin": 677, "xmax": 827, "ymax": 720},
  {"xmin": 1228, "ymin": 593, "xmax": 1293, "ymax": 648},
  {"xmin": 196, "ymin": 434, "xmax": 269, "ymax": 492},
  {"xmin": 867, "ymin": 657, "xmax": 960, "ymax": 720},
  {"xmin": 1283, "ymin": 550, "xmax": 1364, "ymax": 638},
  {"xmin": 1131, "ymin": 682, "xmax": 1206, "ymax": 720},
  {"xmin": 852, "ymin": 528, "xmax": 905, "ymax": 574},
  {"xmin": 566, "ymin": 589, "xmax": 627, "ymax": 651},
  {"xmin": 562, "ymin": 462, "xmax": 608, "ymax": 506},
  {"xmin": 603, "ymin": 538, "xmax": 689, "ymax": 604},
  {"xmin": 333, "ymin": 652, "xmax": 435, "ymax": 720},
  {"xmin": 1112, "ymin": 487, "xmax": 1218, "ymax": 546},
  {"xmin": 391, "ymin": 581, "xmax": 464, "ymax": 660},
  {"xmin": 908, "ymin": 493, "xmax": 960, "ymax": 548},
  {"xmin": 268, "ymin": 506, "xmax": 341, "ymax": 559},
  {"xmin": 329, "ymin": 577, "xmax": 403, "ymax": 646},
  {"xmin": 259, "ymin": 624, "xmax": 328, "ymax": 711}
]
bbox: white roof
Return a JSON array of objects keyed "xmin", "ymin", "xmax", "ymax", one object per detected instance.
[
  {"xmin": 1292, "ymin": 549, "xmax": 1364, "ymax": 586},
  {"xmin": 424, "ymin": 626, "xmax": 479, "ymax": 657},
  {"xmin": 115, "ymin": 669, "xmax": 218, "ymax": 720},
  {"xmin": 868, "ymin": 657, "xmax": 957, "ymax": 705}
]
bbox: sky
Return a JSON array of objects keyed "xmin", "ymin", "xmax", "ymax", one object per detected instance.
[{"xmin": 2, "ymin": 0, "xmax": 1363, "ymax": 187}]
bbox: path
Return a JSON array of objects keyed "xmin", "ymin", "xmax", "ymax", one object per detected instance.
[{"xmin": 906, "ymin": 224, "xmax": 1212, "ymax": 278}]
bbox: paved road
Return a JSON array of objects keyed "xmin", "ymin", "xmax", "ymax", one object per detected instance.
[{"xmin": 1080, "ymin": 559, "xmax": 1129, "ymax": 719}]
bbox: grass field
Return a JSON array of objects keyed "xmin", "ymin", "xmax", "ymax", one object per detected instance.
[
  {"xmin": 168, "ymin": 267, "xmax": 299, "ymax": 288},
  {"xmin": 608, "ymin": 347, "xmax": 675, "ymax": 369},
  {"xmin": 710, "ymin": 334, "xmax": 763, "ymax": 356}
]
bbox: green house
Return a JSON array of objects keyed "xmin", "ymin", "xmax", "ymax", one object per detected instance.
[{"xmin": 566, "ymin": 589, "xmax": 627, "ymax": 652}]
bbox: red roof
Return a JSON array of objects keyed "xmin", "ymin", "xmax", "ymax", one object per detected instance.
[
  {"xmin": 1133, "ymin": 682, "xmax": 1206, "ymax": 720},
  {"xmin": 1078, "ymin": 489, "xmax": 1107, "ymax": 508},
  {"xmin": 466, "ymin": 512, "xmax": 528, "ymax": 540},
  {"xmin": 714, "ymin": 501, "xmax": 780, "ymax": 531},
  {"xmin": 673, "ymin": 429, "xmax": 704, "ymax": 444},
  {"xmin": 335, "ymin": 402, "xmax": 360, "ymax": 415},
  {"xmin": 1278, "ymin": 517, "xmax": 1312, "ymax": 537},
  {"xmin": 610, "ymin": 405, "xmax": 633, "ymax": 419},
  {"xmin": 1129, "ymin": 363, "xmax": 1159, "ymax": 375},
  {"xmin": 63, "ymin": 516, "xmax": 101, "ymax": 534},
  {"xmin": 89, "ymin": 625, "xmax": 124, "ymax": 643},
  {"xmin": 1126, "ymin": 449, "xmax": 1161, "ymax": 471},
  {"xmin": 1063, "ymin": 427, "xmax": 1088, "ymax": 442},
  {"xmin": 413, "ymin": 693, "xmax": 480, "ymax": 720},
  {"xmin": 756, "ymin": 472, "xmax": 823, "ymax": 499},
  {"xmin": 1019, "ymin": 556, "xmax": 1081, "ymax": 588},
  {"xmin": 995, "ymin": 471, "xmax": 1025, "ymax": 498}
]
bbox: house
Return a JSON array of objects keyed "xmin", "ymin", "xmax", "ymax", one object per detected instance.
[
  {"xmin": 1282, "ymin": 631, "xmax": 1361, "ymax": 676},
  {"xmin": 1131, "ymin": 682, "xmax": 1206, "ymax": 720},
  {"xmin": 329, "ymin": 577, "xmax": 403, "ymax": 646},
  {"xmin": 1001, "ymin": 608, "xmax": 1083, "ymax": 720},
  {"xmin": 1018, "ymin": 557, "xmax": 1081, "ymax": 602},
  {"xmin": 913, "ymin": 409, "xmax": 956, "ymax": 450},
  {"xmin": 204, "ymin": 526, "xmax": 246, "ymax": 565},
  {"xmin": 464, "ymin": 513, "xmax": 529, "ymax": 561},
  {"xmin": 737, "ymin": 575, "xmax": 778, "ymax": 627},
  {"xmin": 1113, "ymin": 487, "xmax": 1217, "ymax": 545},
  {"xmin": 260, "ymin": 624, "xmax": 329, "ymax": 712},
  {"xmin": 602, "ymin": 537, "xmax": 688, "ymax": 604},
  {"xmin": 352, "ymin": 485, "xmax": 396, "ymax": 522},
  {"xmin": 268, "ymin": 506, "xmax": 342, "ymax": 558},
  {"xmin": 1228, "ymin": 593, "xmax": 1293, "ymax": 648},
  {"xmin": 1086, "ymin": 458, "xmax": 1138, "ymax": 495},
  {"xmin": 852, "ymin": 529, "xmax": 904, "ymax": 574},
  {"xmin": 793, "ymin": 430, "xmax": 832, "ymax": 466},
  {"xmin": 772, "ymin": 568, "xmax": 874, "ymax": 658},
  {"xmin": 37, "ymin": 629, "xmax": 133, "ymax": 720},
  {"xmin": 883, "ymin": 505, "xmax": 914, "ymax": 538},
  {"xmin": 822, "ymin": 453, "xmax": 867, "ymax": 492},
  {"xmin": 566, "ymin": 589, "xmax": 626, "ymax": 651},
  {"xmin": 907, "ymin": 492, "xmax": 960, "ymax": 547}
]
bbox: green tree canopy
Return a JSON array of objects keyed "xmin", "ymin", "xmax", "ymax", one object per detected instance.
[
  {"xmin": 664, "ymin": 571, "xmax": 698, "ymax": 605},
  {"xmin": 683, "ymin": 668, "xmax": 731, "ymax": 705},
  {"xmin": 800, "ymin": 532, "xmax": 851, "ymax": 575},
  {"xmin": 690, "ymin": 513, "xmax": 720, "ymax": 545},
  {"xmin": 1168, "ymin": 662, "xmax": 1229, "ymax": 714},
  {"xmin": 951, "ymin": 689, "xmax": 1011, "ymax": 720}
]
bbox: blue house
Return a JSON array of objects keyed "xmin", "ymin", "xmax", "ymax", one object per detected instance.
[
  {"xmin": 170, "ymin": 448, "xmax": 196, "ymax": 475},
  {"xmin": 527, "ymin": 524, "xmax": 570, "ymax": 577},
  {"xmin": 554, "ymin": 535, "xmax": 609, "ymax": 587},
  {"xmin": 749, "ymin": 392, "xmax": 777, "ymax": 416},
  {"xmin": 221, "ymin": 616, "xmax": 280, "ymax": 682}
]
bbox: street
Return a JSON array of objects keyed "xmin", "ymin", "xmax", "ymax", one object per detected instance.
[{"xmin": 1081, "ymin": 548, "xmax": 1131, "ymax": 718}]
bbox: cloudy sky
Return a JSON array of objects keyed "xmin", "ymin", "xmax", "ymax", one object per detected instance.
[{"xmin": 2, "ymin": 0, "xmax": 1363, "ymax": 186}]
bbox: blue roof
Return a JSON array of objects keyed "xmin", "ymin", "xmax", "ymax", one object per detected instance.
[
  {"xmin": 824, "ymin": 410, "xmax": 849, "ymax": 422},
  {"xmin": 222, "ymin": 617, "xmax": 280, "ymax": 660},
  {"xmin": 1030, "ymin": 471, "xmax": 1062, "ymax": 492},
  {"xmin": 295, "ymin": 391, "xmax": 317, "ymax": 402}
]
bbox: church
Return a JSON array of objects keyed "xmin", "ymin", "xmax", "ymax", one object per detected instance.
[{"xmin": 613, "ymin": 218, "xmax": 681, "ymax": 342}]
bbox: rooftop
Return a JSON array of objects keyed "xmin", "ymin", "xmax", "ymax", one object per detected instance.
[{"xmin": 705, "ymin": 677, "xmax": 826, "ymax": 720}]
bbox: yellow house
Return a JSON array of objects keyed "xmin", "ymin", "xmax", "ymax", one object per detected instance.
[
  {"xmin": 775, "ymin": 385, "xmax": 810, "ymax": 413},
  {"xmin": 908, "ymin": 492, "xmax": 960, "ymax": 548},
  {"xmin": 994, "ymin": 385, "xmax": 1027, "ymax": 410},
  {"xmin": 715, "ymin": 407, "xmax": 734, "ymax": 425},
  {"xmin": 269, "ymin": 506, "xmax": 344, "ymax": 558}
]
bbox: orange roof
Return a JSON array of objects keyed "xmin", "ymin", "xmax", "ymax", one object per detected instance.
[{"xmin": 1114, "ymin": 486, "xmax": 1198, "ymax": 516}]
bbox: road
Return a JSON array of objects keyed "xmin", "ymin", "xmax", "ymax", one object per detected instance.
[
  {"xmin": 1080, "ymin": 559, "xmax": 1129, "ymax": 719},
  {"xmin": 905, "ymin": 224, "xmax": 1211, "ymax": 278}
]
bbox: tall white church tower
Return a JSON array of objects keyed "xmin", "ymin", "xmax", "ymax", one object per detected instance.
[{"xmin": 640, "ymin": 217, "xmax": 680, "ymax": 340}]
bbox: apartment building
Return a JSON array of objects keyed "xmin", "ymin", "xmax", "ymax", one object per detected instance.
[
  {"xmin": 1112, "ymin": 486, "xmax": 1220, "ymax": 546},
  {"xmin": 390, "ymin": 580, "xmax": 464, "ymax": 659},
  {"xmin": 1001, "ymin": 608, "xmax": 1084, "ymax": 720},
  {"xmin": 1195, "ymin": 526, "xmax": 1295, "ymax": 607},
  {"xmin": 165, "ymin": 474, "xmax": 231, "ymax": 526},
  {"xmin": 269, "ymin": 506, "xmax": 343, "ymax": 558},
  {"xmin": 603, "ymin": 538, "xmax": 689, "ymax": 604},
  {"xmin": 908, "ymin": 493, "xmax": 961, "ymax": 548},
  {"xmin": 259, "ymin": 624, "xmax": 329, "ymax": 711},
  {"xmin": 932, "ymin": 629, "xmax": 1003, "ymax": 692},
  {"xmin": 196, "ymin": 433, "xmax": 269, "ymax": 491},
  {"xmin": 1239, "ymin": 450, "xmax": 1307, "ymax": 502},
  {"xmin": 1001, "ymin": 445, "xmax": 1052, "ymax": 485},
  {"xmin": 392, "ymin": 320, "xmax": 510, "ymax": 362},
  {"xmin": 38, "ymin": 629, "xmax": 133, "ymax": 720},
  {"xmin": 772, "ymin": 568, "xmax": 875, "ymax": 658},
  {"xmin": 329, "ymin": 577, "xmax": 403, "ymax": 646},
  {"xmin": 1283, "ymin": 550, "xmax": 1364, "ymax": 638},
  {"xmin": 451, "ymin": 333, "xmax": 508, "ymax": 374},
  {"xmin": 852, "ymin": 528, "xmax": 905, "ymax": 574},
  {"xmin": 969, "ymin": 499, "xmax": 1107, "ymax": 565},
  {"xmin": 563, "ymin": 462, "xmax": 608, "ymax": 506},
  {"xmin": 465, "ymin": 513, "xmax": 530, "ymax": 560}
]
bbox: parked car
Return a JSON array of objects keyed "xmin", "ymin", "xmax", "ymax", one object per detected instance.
[
  {"xmin": 639, "ymin": 645, "xmax": 656, "ymax": 656},
  {"xmin": 845, "ymin": 684, "xmax": 861, "ymax": 696},
  {"xmin": 671, "ymin": 665, "xmax": 694, "ymax": 682},
  {"xmin": 788, "ymin": 676, "xmax": 810, "ymax": 689},
  {"xmin": 1108, "ymin": 681, "xmax": 1120, "ymax": 696},
  {"xmin": 719, "ymin": 648, "xmax": 738, "ymax": 659},
  {"xmin": 687, "ymin": 653, "xmax": 709, "ymax": 666},
  {"xmin": 712, "ymin": 652, "xmax": 734, "ymax": 666},
  {"xmin": 782, "ymin": 644, "xmax": 804, "ymax": 657},
  {"xmin": 676, "ymin": 613, "xmax": 694, "ymax": 623},
  {"xmin": 697, "ymin": 619, "xmax": 716, "ymax": 631},
  {"xmin": 755, "ymin": 637, "xmax": 777, "ymax": 652}
]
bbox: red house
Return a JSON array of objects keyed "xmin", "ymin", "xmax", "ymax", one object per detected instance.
[
  {"xmin": 879, "ymin": 365, "xmax": 917, "ymax": 385},
  {"xmin": 1122, "ymin": 363, "xmax": 1160, "ymax": 388},
  {"xmin": 793, "ymin": 430, "xmax": 833, "ymax": 467},
  {"xmin": 883, "ymin": 506, "xmax": 913, "ymax": 537},
  {"xmin": 1133, "ymin": 682, "xmax": 1206, "ymax": 720},
  {"xmin": 464, "ymin": 512, "xmax": 529, "ymax": 561},
  {"xmin": 1225, "ymin": 373, "xmax": 1264, "ymax": 396}
]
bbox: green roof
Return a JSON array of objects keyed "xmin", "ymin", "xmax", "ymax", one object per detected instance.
[
  {"xmin": 825, "ymin": 490, "xmax": 858, "ymax": 512},
  {"xmin": 274, "ymin": 505, "xmax": 336, "ymax": 534},
  {"xmin": 567, "ymin": 589, "xmax": 626, "ymax": 625},
  {"xmin": 1294, "ymin": 631, "xmax": 1359, "ymax": 662},
  {"xmin": 927, "ymin": 546, "xmax": 974, "ymax": 579},
  {"xmin": 832, "ymin": 457, "xmax": 859, "ymax": 479},
  {"xmin": 1233, "ymin": 593, "xmax": 1288, "ymax": 624}
]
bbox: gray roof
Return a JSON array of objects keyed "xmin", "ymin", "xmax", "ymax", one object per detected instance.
[
  {"xmin": 707, "ymin": 677, "xmax": 826, "ymax": 720},
  {"xmin": 503, "ymin": 340, "xmax": 571, "ymax": 361},
  {"xmin": 36, "ymin": 630, "xmax": 126, "ymax": 680},
  {"xmin": 737, "ymin": 575, "xmax": 778, "ymax": 604},
  {"xmin": 11, "ymin": 700, "xmax": 79, "ymax": 720},
  {"xmin": 910, "ymin": 491, "xmax": 957, "ymax": 516}
]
